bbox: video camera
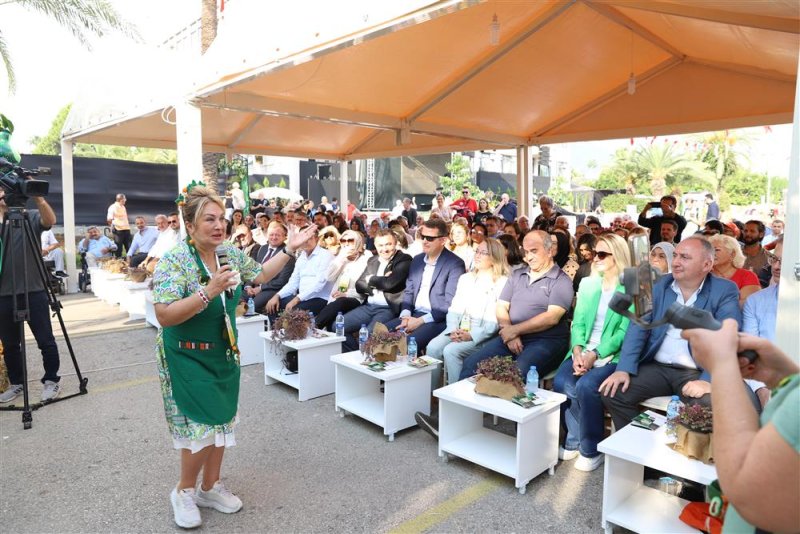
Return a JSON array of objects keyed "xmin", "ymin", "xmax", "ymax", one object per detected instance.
[
  {"xmin": 609, "ymin": 234, "xmax": 757, "ymax": 362},
  {"xmin": 0, "ymin": 157, "xmax": 51, "ymax": 208}
]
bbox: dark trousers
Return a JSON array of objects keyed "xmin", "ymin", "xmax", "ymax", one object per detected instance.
[
  {"xmin": 385, "ymin": 312, "xmax": 446, "ymax": 354},
  {"xmin": 277, "ymin": 296, "xmax": 328, "ymax": 317},
  {"xmin": 129, "ymin": 252, "xmax": 148, "ymax": 268},
  {"xmin": 315, "ymin": 297, "xmax": 362, "ymax": 331},
  {"xmin": 459, "ymin": 334, "xmax": 568, "ymax": 381},
  {"xmin": 252, "ymin": 288, "xmax": 278, "ymax": 313},
  {"xmin": 553, "ymin": 359, "xmax": 617, "ymax": 458},
  {"xmin": 0, "ymin": 291, "xmax": 61, "ymax": 384},
  {"xmin": 341, "ymin": 304, "xmax": 397, "ymax": 351},
  {"xmin": 112, "ymin": 229, "xmax": 132, "ymax": 258}
]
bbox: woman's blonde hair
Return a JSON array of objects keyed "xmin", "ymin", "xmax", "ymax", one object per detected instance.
[
  {"xmin": 709, "ymin": 234, "xmax": 745, "ymax": 269},
  {"xmin": 592, "ymin": 233, "xmax": 631, "ymax": 276},
  {"xmin": 476, "ymin": 237, "xmax": 510, "ymax": 280},
  {"xmin": 339, "ymin": 229, "xmax": 364, "ymax": 253},
  {"xmin": 317, "ymin": 225, "xmax": 341, "ymax": 249},
  {"xmin": 182, "ymin": 185, "xmax": 225, "ymax": 227}
]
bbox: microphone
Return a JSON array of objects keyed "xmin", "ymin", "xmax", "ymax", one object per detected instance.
[{"xmin": 215, "ymin": 245, "xmax": 233, "ymax": 299}]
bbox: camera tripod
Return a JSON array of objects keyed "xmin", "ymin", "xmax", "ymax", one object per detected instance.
[{"xmin": 0, "ymin": 206, "xmax": 88, "ymax": 429}]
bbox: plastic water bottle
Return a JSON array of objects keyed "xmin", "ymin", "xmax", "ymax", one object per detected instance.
[
  {"xmin": 407, "ymin": 336, "xmax": 417, "ymax": 361},
  {"xmin": 307, "ymin": 312, "xmax": 315, "ymax": 336},
  {"xmin": 335, "ymin": 312, "xmax": 345, "ymax": 337},
  {"xmin": 358, "ymin": 324, "xmax": 369, "ymax": 354},
  {"xmin": 526, "ymin": 366, "xmax": 539, "ymax": 395},
  {"xmin": 666, "ymin": 395, "xmax": 683, "ymax": 441},
  {"xmin": 246, "ymin": 297, "xmax": 255, "ymax": 316}
]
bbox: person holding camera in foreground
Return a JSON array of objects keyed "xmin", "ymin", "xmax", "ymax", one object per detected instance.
[
  {"xmin": 153, "ymin": 184, "xmax": 316, "ymax": 529},
  {"xmin": 0, "ymin": 189, "xmax": 62, "ymax": 403},
  {"xmin": 682, "ymin": 321, "xmax": 799, "ymax": 533}
]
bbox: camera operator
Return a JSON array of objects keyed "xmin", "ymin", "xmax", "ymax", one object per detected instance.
[
  {"xmin": 0, "ymin": 189, "xmax": 62, "ymax": 403},
  {"xmin": 638, "ymin": 195, "xmax": 687, "ymax": 247}
]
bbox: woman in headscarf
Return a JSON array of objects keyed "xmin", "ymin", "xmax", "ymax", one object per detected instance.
[
  {"xmin": 315, "ymin": 230, "xmax": 370, "ymax": 331},
  {"xmin": 649, "ymin": 242, "xmax": 675, "ymax": 274}
]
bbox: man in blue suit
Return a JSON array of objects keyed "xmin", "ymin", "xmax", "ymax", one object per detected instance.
[
  {"xmin": 599, "ymin": 236, "xmax": 741, "ymax": 430},
  {"xmin": 385, "ymin": 219, "xmax": 465, "ymax": 353}
]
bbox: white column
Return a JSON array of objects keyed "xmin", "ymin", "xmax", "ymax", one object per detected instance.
[
  {"xmin": 339, "ymin": 161, "xmax": 348, "ymax": 213},
  {"xmin": 775, "ymin": 55, "xmax": 800, "ymax": 359},
  {"xmin": 60, "ymin": 140, "xmax": 78, "ymax": 293},
  {"xmin": 175, "ymin": 101, "xmax": 203, "ymax": 191},
  {"xmin": 516, "ymin": 145, "xmax": 529, "ymax": 219},
  {"xmin": 289, "ymin": 157, "xmax": 301, "ymax": 196}
]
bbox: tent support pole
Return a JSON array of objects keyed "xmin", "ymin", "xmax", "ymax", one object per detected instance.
[
  {"xmin": 516, "ymin": 145, "xmax": 529, "ymax": 219},
  {"xmin": 176, "ymin": 102, "xmax": 204, "ymax": 193},
  {"xmin": 60, "ymin": 140, "xmax": 77, "ymax": 293},
  {"xmin": 339, "ymin": 161, "xmax": 348, "ymax": 215}
]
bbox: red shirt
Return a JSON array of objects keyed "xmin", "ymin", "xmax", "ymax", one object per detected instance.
[
  {"xmin": 450, "ymin": 198, "xmax": 478, "ymax": 215},
  {"xmin": 730, "ymin": 268, "xmax": 760, "ymax": 291}
]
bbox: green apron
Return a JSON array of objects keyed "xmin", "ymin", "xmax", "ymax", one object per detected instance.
[{"xmin": 162, "ymin": 285, "xmax": 242, "ymax": 426}]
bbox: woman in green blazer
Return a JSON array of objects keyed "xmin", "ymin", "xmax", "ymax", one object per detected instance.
[{"xmin": 553, "ymin": 233, "xmax": 632, "ymax": 472}]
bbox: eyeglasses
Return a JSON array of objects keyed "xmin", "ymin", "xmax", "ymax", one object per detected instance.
[
  {"xmin": 420, "ymin": 234, "xmax": 446, "ymax": 242},
  {"xmin": 168, "ymin": 220, "xmax": 178, "ymax": 224},
  {"xmin": 323, "ymin": 233, "xmax": 335, "ymax": 239},
  {"xmin": 462, "ymin": 191, "xmax": 469, "ymax": 194},
  {"xmin": 470, "ymin": 230, "xmax": 485, "ymax": 235},
  {"xmin": 767, "ymin": 253, "xmax": 782, "ymax": 266},
  {"xmin": 595, "ymin": 251, "xmax": 613, "ymax": 260},
  {"xmin": 474, "ymin": 249, "xmax": 490, "ymax": 257},
  {"xmin": 340, "ymin": 238, "xmax": 356, "ymax": 244}
]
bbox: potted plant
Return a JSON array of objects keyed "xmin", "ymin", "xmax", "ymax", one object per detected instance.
[
  {"xmin": 670, "ymin": 403, "xmax": 714, "ymax": 464},
  {"xmin": 473, "ymin": 356, "xmax": 525, "ymax": 401},
  {"xmin": 271, "ymin": 308, "xmax": 312, "ymax": 341},
  {"xmin": 363, "ymin": 323, "xmax": 407, "ymax": 362}
]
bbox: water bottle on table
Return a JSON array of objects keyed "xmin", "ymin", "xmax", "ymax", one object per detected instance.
[
  {"xmin": 407, "ymin": 336, "xmax": 417, "ymax": 362},
  {"xmin": 665, "ymin": 395, "xmax": 683, "ymax": 441},
  {"xmin": 335, "ymin": 312, "xmax": 345, "ymax": 336},
  {"xmin": 246, "ymin": 297, "xmax": 255, "ymax": 316},
  {"xmin": 526, "ymin": 365, "xmax": 539, "ymax": 395},
  {"xmin": 307, "ymin": 312, "xmax": 315, "ymax": 336},
  {"xmin": 358, "ymin": 324, "xmax": 369, "ymax": 355}
]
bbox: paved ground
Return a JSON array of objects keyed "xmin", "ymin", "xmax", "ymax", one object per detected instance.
[{"xmin": 1, "ymin": 293, "xmax": 609, "ymax": 533}]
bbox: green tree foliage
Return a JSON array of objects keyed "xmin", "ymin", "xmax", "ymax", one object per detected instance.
[
  {"xmin": 439, "ymin": 153, "xmax": 481, "ymax": 198},
  {"xmin": 632, "ymin": 142, "xmax": 712, "ymax": 197},
  {"xmin": 29, "ymin": 104, "xmax": 177, "ymax": 163},
  {"xmin": 593, "ymin": 147, "xmax": 642, "ymax": 193},
  {"xmin": 1, "ymin": 0, "xmax": 139, "ymax": 93},
  {"xmin": 724, "ymin": 171, "xmax": 788, "ymax": 207},
  {"xmin": 694, "ymin": 131, "xmax": 750, "ymax": 196}
]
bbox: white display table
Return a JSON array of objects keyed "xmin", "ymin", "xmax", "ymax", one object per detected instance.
[
  {"xmin": 236, "ymin": 314, "xmax": 267, "ymax": 366},
  {"xmin": 434, "ymin": 379, "xmax": 566, "ymax": 494},
  {"xmin": 331, "ymin": 351, "xmax": 440, "ymax": 442},
  {"xmin": 119, "ymin": 281, "xmax": 150, "ymax": 321},
  {"xmin": 598, "ymin": 418, "xmax": 717, "ymax": 534},
  {"xmin": 259, "ymin": 330, "xmax": 345, "ymax": 401},
  {"xmin": 144, "ymin": 293, "xmax": 160, "ymax": 329}
]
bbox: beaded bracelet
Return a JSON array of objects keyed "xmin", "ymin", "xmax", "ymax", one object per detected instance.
[{"xmin": 197, "ymin": 288, "xmax": 210, "ymax": 313}]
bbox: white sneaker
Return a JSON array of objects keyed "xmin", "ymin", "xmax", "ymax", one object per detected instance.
[
  {"xmin": 559, "ymin": 447, "xmax": 579, "ymax": 461},
  {"xmin": 195, "ymin": 481, "xmax": 242, "ymax": 513},
  {"xmin": 575, "ymin": 453, "xmax": 605, "ymax": 472},
  {"xmin": 0, "ymin": 384, "xmax": 23, "ymax": 403},
  {"xmin": 41, "ymin": 381, "xmax": 61, "ymax": 402},
  {"xmin": 170, "ymin": 487, "xmax": 202, "ymax": 529}
]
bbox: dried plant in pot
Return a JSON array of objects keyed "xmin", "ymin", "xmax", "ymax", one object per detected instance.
[
  {"xmin": 474, "ymin": 356, "xmax": 525, "ymax": 401},
  {"xmin": 363, "ymin": 323, "xmax": 407, "ymax": 362},
  {"xmin": 271, "ymin": 308, "xmax": 312, "ymax": 341},
  {"xmin": 126, "ymin": 267, "xmax": 149, "ymax": 283},
  {"xmin": 670, "ymin": 403, "xmax": 714, "ymax": 464}
]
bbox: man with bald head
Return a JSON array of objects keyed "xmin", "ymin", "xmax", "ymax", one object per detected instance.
[{"xmin": 599, "ymin": 236, "xmax": 742, "ymax": 431}]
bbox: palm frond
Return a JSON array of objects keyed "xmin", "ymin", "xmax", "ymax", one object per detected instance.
[{"xmin": 0, "ymin": 30, "xmax": 15, "ymax": 94}]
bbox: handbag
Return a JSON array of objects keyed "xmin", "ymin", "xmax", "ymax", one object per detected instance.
[{"xmin": 283, "ymin": 350, "xmax": 298, "ymax": 374}]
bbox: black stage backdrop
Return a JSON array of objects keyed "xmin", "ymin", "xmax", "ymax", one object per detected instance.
[{"xmin": 18, "ymin": 154, "xmax": 178, "ymax": 226}]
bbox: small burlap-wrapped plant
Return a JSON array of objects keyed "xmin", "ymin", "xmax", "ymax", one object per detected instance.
[
  {"xmin": 670, "ymin": 403, "xmax": 714, "ymax": 465},
  {"xmin": 364, "ymin": 323, "xmax": 407, "ymax": 362},
  {"xmin": 474, "ymin": 356, "xmax": 525, "ymax": 400}
]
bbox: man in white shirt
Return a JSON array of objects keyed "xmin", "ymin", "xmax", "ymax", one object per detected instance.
[
  {"xmin": 41, "ymin": 229, "xmax": 66, "ymax": 276},
  {"xmin": 143, "ymin": 213, "xmax": 179, "ymax": 271},
  {"xmin": 126, "ymin": 216, "xmax": 160, "ymax": 268}
]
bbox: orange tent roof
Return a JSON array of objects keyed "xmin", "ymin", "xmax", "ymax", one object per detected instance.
[{"xmin": 64, "ymin": 0, "xmax": 799, "ymax": 159}]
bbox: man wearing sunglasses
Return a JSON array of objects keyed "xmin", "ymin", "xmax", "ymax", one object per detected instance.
[
  {"xmin": 450, "ymin": 188, "xmax": 478, "ymax": 222},
  {"xmin": 385, "ymin": 219, "xmax": 465, "ymax": 356},
  {"xmin": 142, "ymin": 212, "xmax": 180, "ymax": 272}
]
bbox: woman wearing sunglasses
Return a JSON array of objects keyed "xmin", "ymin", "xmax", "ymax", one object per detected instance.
[
  {"xmin": 552, "ymin": 233, "xmax": 632, "ymax": 472},
  {"xmin": 317, "ymin": 225, "xmax": 341, "ymax": 256},
  {"xmin": 314, "ymin": 230, "xmax": 370, "ymax": 331}
]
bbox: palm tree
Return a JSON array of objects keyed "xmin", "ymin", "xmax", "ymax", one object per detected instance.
[
  {"xmin": 0, "ymin": 0, "xmax": 139, "ymax": 93},
  {"xmin": 633, "ymin": 142, "xmax": 711, "ymax": 198}
]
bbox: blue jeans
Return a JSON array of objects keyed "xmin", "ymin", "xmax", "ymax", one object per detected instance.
[
  {"xmin": 458, "ymin": 335, "xmax": 568, "ymax": 381},
  {"xmin": 0, "ymin": 291, "xmax": 61, "ymax": 384},
  {"xmin": 553, "ymin": 358, "xmax": 617, "ymax": 458}
]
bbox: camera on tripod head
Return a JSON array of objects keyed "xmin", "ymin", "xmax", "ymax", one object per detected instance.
[{"xmin": 0, "ymin": 157, "xmax": 51, "ymax": 208}]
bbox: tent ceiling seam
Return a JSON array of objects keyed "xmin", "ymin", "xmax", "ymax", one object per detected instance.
[
  {"xmin": 406, "ymin": 0, "xmax": 578, "ymax": 123},
  {"xmin": 228, "ymin": 114, "xmax": 263, "ymax": 148}
]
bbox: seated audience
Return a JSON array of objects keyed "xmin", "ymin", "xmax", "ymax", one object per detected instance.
[
  {"xmin": 143, "ymin": 213, "xmax": 180, "ymax": 271},
  {"xmin": 315, "ymin": 230, "xmax": 370, "ymax": 331},
  {"xmin": 232, "ymin": 225, "xmax": 259, "ymax": 258},
  {"xmin": 532, "ymin": 195, "xmax": 560, "ymax": 233},
  {"xmin": 553, "ymin": 234, "xmax": 632, "ymax": 472},
  {"xmin": 459, "ymin": 230, "xmax": 574, "ymax": 380},
  {"xmin": 743, "ymin": 219, "xmax": 770, "ymax": 288},
  {"xmin": 551, "ymin": 231, "xmax": 579, "ymax": 280},
  {"xmin": 127, "ymin": 216, "xmax": 159, "ymax": 268},
  {"xmin": 504, "ymin": 222, "xmax": 523, "ymax": 244},
  {"xmin": 710, "ymin": 234, "xmax": 760, "ymax": 307},
  {"xmin": 251, "ymin": 213, "xmax": 270, "ymax": 246},
  {"xmin": 318, "ymin": 225, "xmax": 341, "ymax": 256},
  {"xmin": 573, "ymin": 233, "xmax": 596, "ymax": 292},
  {"xmin": 449, "ymin": 221, "xmax": 474, "ymax": 270},
  {"xmin": 742, "ymin": 237, "xmax": 782, "ymax": 341},
  {"xmin": 430, "ymin": 194, "xmax": 452, "ymax": 222},
  {"xmin": 244, "ymin": 221, "xmax": 295, "ymax": 312},
  {"xmin": 517, "ymin": 215, "xmax": 530, "ymax": 235},
  {"xmin": 484, "ymin": 216, "xmax": 503, "ymax": 239},
  {"xmin": 498, "ymin": 234, "xmax": 525, "ymax": 271},
  {"xmin": 341, "ymin": 230, "xmax": 411, "ymax": 350},
  {"xmin": 266, "ymin": 226, "xmax": 334, "ymax": 316},
  {"xmin": 599, "ymin": 237, "xmax": 743, "ymax": 430},
  {"xmin": 79, "ymin": 226, "xmax": 117, "ymax": 267},
  {"xmin": 385, "ymin": 219, "xmax": 465, "ymax": 354},
  {"xmin": 493, "ymin": 193, "xmax": 517, "ymax": 223},
  {"xmin": 470, "ymin": 223, "xmax": 487, "ymax": 248},
  {"xmin": 41, "ymin": 228, "xmax": 66, "ymax": 277}
]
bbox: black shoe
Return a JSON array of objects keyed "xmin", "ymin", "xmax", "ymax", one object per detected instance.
[
  {"xmin": 415, "ymin": 412, "xmax": 439, "ymax": 439},
  {"xmin": 55, "ymin": 271, "xmax": 68, "ymax": 278}
]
